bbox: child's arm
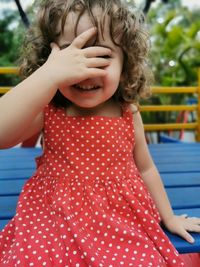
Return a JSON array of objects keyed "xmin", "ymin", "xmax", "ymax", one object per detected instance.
[
  {"xmin": 0, "ymin": 27, "xmax": 111, "ymax": 148},
  {"xmin": 133, "ymin": 107, "xmax": 200, "ymax": 243},
  {"xmin": 0, "ymin": 67, "xmax": 54, "ymax": 148}
]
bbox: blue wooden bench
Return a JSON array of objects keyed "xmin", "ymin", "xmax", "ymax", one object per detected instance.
[{"xmin": 0, "ymin": 143, "xmax": 200, "ymax": 254}]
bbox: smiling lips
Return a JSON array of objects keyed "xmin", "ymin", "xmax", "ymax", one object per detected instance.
[{"xmin": 73, "ymin": 84, "xmax": 101, "ymax": 91}]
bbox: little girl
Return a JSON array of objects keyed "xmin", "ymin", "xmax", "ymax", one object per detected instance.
[{"xmin": 0, "ymin": 0, "xmax": 200, "ymax": 266}]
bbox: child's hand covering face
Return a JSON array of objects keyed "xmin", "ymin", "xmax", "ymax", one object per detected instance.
[{"xmin": 44, "ymin": 27, "xmax": 112, "ymax": 90}]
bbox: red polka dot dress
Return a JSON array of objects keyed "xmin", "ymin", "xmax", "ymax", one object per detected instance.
[{"xmin": 0, "ymin": 104, "xmax": 185, "ymax": 266}]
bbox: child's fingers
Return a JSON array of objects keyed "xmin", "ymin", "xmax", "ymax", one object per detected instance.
[
  {"xmin": 83, "ymin": 46, "xmax": 111, "ymax": 58},
  {"xmin": 179, "ymin": 214, "xmax": 188, "ymax": 218},
  {"xmin": 87, "ymin": 68, "xmax": 108, "ymax": 78},
  {"xmin": 189, "ymin": 217, "xmax": 200, "ymax": 221},
  {"xmin": 71, "ymin": 27, "xmax": 97, "ymax": 49},
  {"xmin": 184, "ymin": 217, "xmax": 200, "ymax": 232},
  {"xmin": 179, "ymin": 229, "xmax": 195, "ymax": 243},
  {"xmin": 187, "ymin": 224, "xmax": 200, "ymax": 232},
  {"xmin": 86, "ymin": 57, "xmax": 110, "ymax": 68},
  {"xmin": 184, "ymin": 216, "xmax": 200, "ymax": 225}
]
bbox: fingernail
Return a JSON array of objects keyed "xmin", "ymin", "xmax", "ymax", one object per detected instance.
[{"xmin": 189, "ymin": 237, "xmax": 194, "ymax": 243}]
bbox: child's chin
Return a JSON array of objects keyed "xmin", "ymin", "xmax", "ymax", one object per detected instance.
[{"xmin": 73, "ymin": 100, "xmax": 104, "ymax": 110}]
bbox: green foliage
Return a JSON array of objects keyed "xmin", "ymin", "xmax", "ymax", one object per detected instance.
[
  {"xmin": 124, "ymin": 0, "xmax": 200, "ymax": 87},
  {"xmin": 0, "ymin": 8, "xmax": 26, "ymax": 86},
  {"xmin": 123, "ymin": 0, "xmax": 200, "ymax": 127},
  {"xmin": 148, "ymin": 1, "xmax": 200, "ymax": 87},
  {"xmin": 0, "ymin": 11, "xmax": 22, "ymax": 65},
  {"xmin": 144, "ymin": 1, "xmax": 200, "ymax": 126}
]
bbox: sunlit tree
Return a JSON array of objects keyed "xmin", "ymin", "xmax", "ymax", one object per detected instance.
[{"xmin": 148, "ymin": 0, "xmax": 200, "ymax": 86}]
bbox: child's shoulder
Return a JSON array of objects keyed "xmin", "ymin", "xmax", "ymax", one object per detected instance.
[
  {"xmin": 128, "ymin": 103, "xmax": 143, "ymax": 127},
  {"xmin": 128, "ymin": 103, "xmax": 139, "ymax": 114}
]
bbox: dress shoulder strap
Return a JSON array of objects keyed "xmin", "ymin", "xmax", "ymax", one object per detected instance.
[
  {"xmin": 43, "ymin": 104, "xmax": 60, "ymax": 133},
  {"xmin": 43, "ymin": 104, "xmax": 66, "ymax": 122},
  {"xmin": 122, "ymin": 104, "xmax": 137, "ymax": 147},
  {"xmin": 122, "ymin": 103, "xmax": 139, "ymax": 121}
]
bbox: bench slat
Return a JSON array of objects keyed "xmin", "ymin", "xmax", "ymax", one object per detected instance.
[
  {"xmin": 0, "ymin": 179, "xmax": 26, "ymax": 196},
  {"xmin": 0, "ymin": 169, "xmax": 34, "ymax": 180},
  {"xmin": 0, "ymin": 196, "xmax": 19, "ymax": 219},
  {"xmin": 166, "ymin": 187, "xmax": 200, "ymax": 209}
]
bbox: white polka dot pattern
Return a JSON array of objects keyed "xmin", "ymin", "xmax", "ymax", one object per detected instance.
[{"xmin": 0, "ymin": 105, "xmax": 184, "ymax": 266}]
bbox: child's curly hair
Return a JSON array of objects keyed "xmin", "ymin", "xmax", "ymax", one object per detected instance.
[{"xmin": 20, "ymin": 0, "xmax": 152, "ymax": 108}]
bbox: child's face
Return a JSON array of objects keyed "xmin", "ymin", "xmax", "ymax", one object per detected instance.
[{"xmin": 57, "ymin": 6, "xmax": 124, "ymax": 109}]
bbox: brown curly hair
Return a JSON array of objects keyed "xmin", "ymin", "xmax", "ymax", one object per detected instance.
[{"xmin": 19, "ymin": 0, "xmax": 152, "ymax": 108}]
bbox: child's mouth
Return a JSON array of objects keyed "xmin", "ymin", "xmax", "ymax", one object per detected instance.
[{"xmin": 73, "ymin": 84, "xmax": 101, "ymax": 92}]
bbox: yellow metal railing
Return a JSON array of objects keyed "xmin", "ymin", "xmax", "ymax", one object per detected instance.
[
  {"xmin": 0, "ymin": 67, "xmax": 200, "ymax": 141},
  {"xmin": 0, "ymin": 67, "xmax": 18, "ymax": 74},
  {"xmin": 140, "ymin": 69, "xmax": 200, "ymax": 141},
  {"xmin": 0, "ymin": 67, "xmax": 19, "ymax": 94}
]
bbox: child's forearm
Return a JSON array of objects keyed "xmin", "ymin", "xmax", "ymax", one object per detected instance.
[
  {"xmin": 0, "ymin": 66, "xmax": 57, "ymax": 148},
  {"xmin": 141, "ymin": 165, "xmax": 174, "ymax": 225}
]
